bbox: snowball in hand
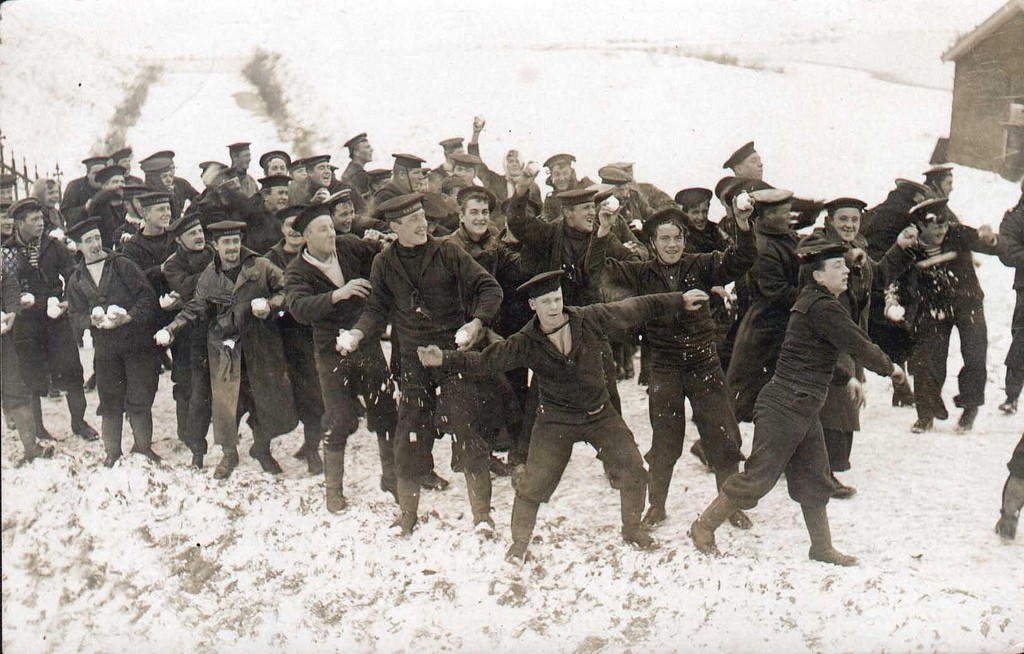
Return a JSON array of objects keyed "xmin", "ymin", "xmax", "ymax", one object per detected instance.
[
  {"xmin": 46, "ymin": 296, "xmax": 62, "ymax": 319},
  {"xmin": 91, "ymin": 306, "xmax": 105, "ymax": 319},
  {"xmin": 602, "ymin": 195, "xmax": 620, "ymax": 212},
  {"xmin": 455, "ymin": 328, "xmax": 471, "ymax": 347},
  {"xmin": 337, "ymin": 329, "xmax": 356, "ymax": 352},
  {"xmin": 885, "ymin": 304, "xmax": 905, "ymax": 321},
  {"xmin": 251, "ymin": 298, "xmax": 269, "ymax": 313},
  {"xmin": 735, "ymin": 192, "xmax": 752, "ymax": 211},
  {"xmin": 524, "ymin": 161, "xmax": 540, "ymax": 177},
  {"xmin": 159, "ymin": 294, "xmax": 177, "ymax": 309},
  {"xmin": 20, "ymin": 292, "xmax": 35, "ymax": 307},
  {"xmin": 155, "ymin": 329, "xmax": 171, "ymax": 346},
  {"xmin": 106, "ymin": 305, "xmax": 127, "ymax": 320}
]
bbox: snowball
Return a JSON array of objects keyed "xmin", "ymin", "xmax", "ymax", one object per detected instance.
[
  {"xmin": 336, "ymin": 330, "xmax": 356, "ymax": 352},
  {"xmin": 735, "ymin": 192, "xmax": 752, "ymax": 211},
  {"xmin": 155, "ymin": 329, "xmax": 171, "ymax": 346},
  {"xmin": 455, "ymin": 328, "xmax": 471, "ymax": 346},
  {"xmin": 885, "ymin": 304, "xmax": 905, "ymax": 322}
]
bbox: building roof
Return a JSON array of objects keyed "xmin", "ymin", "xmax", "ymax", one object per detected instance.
[{"xmin": 941, "ymin": 0, "xmax": 1024, "ymax": 62}]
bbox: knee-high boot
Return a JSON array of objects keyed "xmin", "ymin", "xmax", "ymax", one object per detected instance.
[
  {"xmin": 67, "ymin": 387, "xmax": 98, "ymax": 440},
  {"xmin": 392, "ymin": 476, "xmax": 420, "ymax": 536},
  {"xmin": 101, "ymin": 414, "xmax": 124, "ymax": 467},
  {"xmin": 464, "ymin": 469, "xmax": 493, "ymax": 529},
  {"xmin": 621, "ymin": 484, "xmax": 656, "ymax": 549},
  {"xmin": 642, "ymin": 463, "xmax": 673, "ymax": 526},
  {"xmin": 995, "ymin": 474, "xmax": 1024, "ymax": 540},
  {"xmin": 377, "ymin": 430, "xmax": 398, "ymax": 502},
  {"xmin": 506, "ymin": 496, "xmax": 540, "ymax": 563},
  {"xmin": 127, "ymin": 411, "xmax": 161, "ymax": 463},
  {"xmin": 303, "ymin": 422, "xmax": 324, "ymax": 475},
  {"xmin": 11, "ymin": 404, "xmax": 50, "ymax": 464},
  {"xmin": 802, "ymin": 504, "xmax": 858, "ymax": 566},
  {"xmin": 323, "ymin": 445, "xmax": 347, "ymax": 513},
  {"xmin": 715, "ymin": 464, "xmax": 753, "ymax": 529},
  {"xmin": 689, "ymin": 492, "xmax": 739, "ymax": 555},
  {"xmin": 31, "ymin": 397, "xmax": 55, "ymax": 441}
]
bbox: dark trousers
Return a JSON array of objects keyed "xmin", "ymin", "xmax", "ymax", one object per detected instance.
[
  {"xmin": 1005, "ymin": 289, "xmax": 1024, "ymax": 401},
  {"xmin": 182, "ymin": 327, "xmax": 212, "ymax": 454},
  {"xmin": 170, "ymin": 332, "xmax": 192, "ymax": 438},
  {"xmin": 824, "ymin": 428, "xmax": 852, "ymax": 473},
  {"xmin": 13, "ymin": 312, "xmax": 84, "ymax": 393},
  {"xmin": 209, "ymin": 347, "xmax": 267, "ymax": 450},
  {"xmin": 722, "ymin": 380, "xmax": 833, "ymax": 510},
  {"xmin": 394, "ymin": 351, "xmax": 490, "ymax": 479},
  {"xmin": 282, "ymin": 326, "xmax": 325, "ymax": 440},
  {"xmin": 1009, "ymin": 436, "xmax": 1024, "ymax": 478},
  {"xmin": 316, "ymin": 346, "xmax": 397, "ymax": 451},
  {"xmin": 1, "ymin": 333, "xmax": 32, "ymax": 411},
  {"xmin": 646, "ymin": 365, "xmax": 744, "ymax": 471},
  {"xmin": 869, "ymin": 318, "xmax": 914, "ymax": 368},
  {"xmin": 93, "ymin": 332, "xmax": 161, "ymax": 417},
  {"xmin": 909, "ymin": 308, "xmax": 988, "ymax": 420},
  {"xmin": 516, "ymin": 403, "xmax": 647, "ymax": 505}
]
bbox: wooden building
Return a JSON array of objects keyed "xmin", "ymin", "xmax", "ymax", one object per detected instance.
[{"xmin": 941, "ymin": 0, "xmax": 1024, "ymax": 181}]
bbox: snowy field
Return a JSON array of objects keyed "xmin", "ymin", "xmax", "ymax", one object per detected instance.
[{"xmin": 2, "ymin": 1, "xmax": 1023, "ymax": 652}]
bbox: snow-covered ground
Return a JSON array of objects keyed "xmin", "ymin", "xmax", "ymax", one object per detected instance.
[{"xmin": 2, "ymin": 1, "xmax": 1023, "ymax": 652}]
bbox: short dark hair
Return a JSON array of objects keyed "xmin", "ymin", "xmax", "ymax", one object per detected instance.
[{"xmin": 458, "ymin": 189, "xmax": 490, "ymax": 209}]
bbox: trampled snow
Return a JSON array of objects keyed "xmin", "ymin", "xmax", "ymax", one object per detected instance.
[{"xmin": 1, "ymin": 1, "xmax": 1022, "ymax": 652}]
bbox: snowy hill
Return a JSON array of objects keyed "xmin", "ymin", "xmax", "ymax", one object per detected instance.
[{"xmin": 2, "ymin": 1, "xmax": 1023, "ymax": 653}]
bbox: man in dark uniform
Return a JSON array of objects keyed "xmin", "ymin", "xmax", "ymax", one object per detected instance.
[
  {"xmin": 540, "ymin": 153, "xmax": 594, "ymax": 223},
  {"xmin": 139, "ymin": 150, "xmax": 199, "ymax": 221},
  {"xmin": 4, "ymin": 198, "xmax": 98, "ymax": 441},
  {"xmin": 284, "ymin": 203, "xmax": 400, "ymax": 510},
  {"xmin": 340, "ymin": 193, "xmax": 504, "ymax": 536},
  {"xmin": 431, "ymin": 136, "xmax": 466, "ymax": 185},
  {"xmin": 264, "ymin": 205, "xmax": 327, "ymax": 476},
  {"xmin": 997, "ymin": 181, "xmax": 1024, "ymax": 414},
  {"xmin": 367, "ymin": 168, "xmax": 392, "ymax": 196},
  {"xmin": 239, "ymin": 175, "xmax": 290, "ymax": 255},
  {"xmin": 60, "ymin": 155, "xmax": 109, "ymax": 215},
  {"xmin": 67, "ymin": 164, "xmax": 127, "ymax": 249},
  {"xmin": 727, "ymin": 189, "xmax": 801, "ymax": 422},
  {"xmin": 598, "ymin": 165, "xmax": 650, "ymax": 229},
  {"xmin": 2, "ymin": 253, "xmax": 54, "ymax": 464},
  {"xmin": 690, "ymin": 234, "xmax": 906, "ymax": 566},
  {"xmin": 721, "ymin": 141, "xmax": 822, "ymax": 230},
  {"xmin": 861, "ymin": 177, "xmax": 930, "ymax": 407},
  {"xmin": 65, "ymin": 217, "xmax": 163, "ymax": 466},
  {"xmin": 162, "ymin": 214, "xmax": 215, "ymax": 467},
  {"xmin": 226, "ymin": 142, "xmax": 259, "ymax": 198},
  {"xmin": 418, "ymin": 271, "xmax": 701, "ymax": 561},
  {"xmin": 995, "ymin": 436, "xmax": 1024, "ymax": 539},
  {"xmin": 590, "ymin": 202, "xmax": 756, "ymax": 530},
  {"xmin": 112, "ymin": 147, "xmax": 144, "ymax": 186},
  {"xmin": 341, "ymin": 133, "xmax": 373, "ymax": 199},
  {"xmin": 289, "ymin": 155, "xmax": 368, "ymax": 216},
  {"xmin": 161, "ymin": 220, "xmax": 298, "ymax": 479},
  {"xmin": 371, "ymin": 153, "xmax": 428, "ymax": 215},
  {"xmin": 258, "ymin": 150, "xmax": 292, "ymax": 178}
]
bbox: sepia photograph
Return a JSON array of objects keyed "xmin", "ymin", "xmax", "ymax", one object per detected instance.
[{"xmin": 1, "ymin": 0, "xmax": 1022, "ymax": 651}]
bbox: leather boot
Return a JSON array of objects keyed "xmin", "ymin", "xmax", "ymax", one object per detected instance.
[
  {"xmin": 803, "ymin": 504, "xmax": 858, "ymax": 566},
  {"xmin": 323, "ymin": 446, "xmax": 347, "ymax": 513},
  {"xmin": 689, "ymin": 492, "xmax": 738, "ymax": 556},
  {"xmin": 642, "ymin": 464, "xmax": 672, "ymax": 527},
  {"xmin": 377, "ymin": 431, "xmax": 398, "ymax": 503},
  {"xmin": 621, "ymin": 485, "xmax": 657, "ymax": 549},
  {"xmin": 464, "ymin": 469, "xmax": 494, "ymax": 534},
  {"xmin": 67, "ymin": 388, "xmax": 98, "ymax": 441},
  {"xmin": 303, "ymin": 426, "xmax": 324, "ymax": 475},
  {"xmin": 101, "ymin": 414, "xmax": 124, "ymax": 468},
  {"xmin": 392, "ymin": 476, "xmax": 420, "ymax": 537},
  {"xmin": 891, "ymin": 375, "xmax": 915, "ymax": 407},
  {"xmin": 506, "ymin": 497, "xmax": 539, "ymax": 563},
  {"xmin": 995, "ymin": 474, "xmax": 1024, "ymax": 540},
  {"xmin": 249, "ymin": 435, "xmax": 282, "ymax": 474},
  {"xmin": 12, "ymin": 404, "xmax": 51, "ymax": 465},
  {"xmin": 31, "ymin": 398, "xmax": 56, "ymax": 441},
  {"xmin": 127, "ymin": 411, "xmax": 162, "ymax": 464},
  {"xmin": 213, "ymin": 447, "xmax": 239, "ymax": 480},
  {"xmin": 715, "ymin": 465, "xmax": 753, "ymax": 529}
]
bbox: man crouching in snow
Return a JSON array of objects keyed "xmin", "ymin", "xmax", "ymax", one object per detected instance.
[
  {"xmin": 689, "ymin": 233, "xmax": 907, "ymax": 566},
  {"xmin": 417, "ymin": 270, "xmax": 707, "ymax": 563}
]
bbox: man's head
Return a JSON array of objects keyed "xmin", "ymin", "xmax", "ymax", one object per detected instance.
[
  {"xmin": 798, "ymin": 234, "xmax": 850, "ymax": 296},
  {"xmin": 367, "ymin": 168, "xmax": 391, "ymax": 193},
  {"xmin": 824, "ymin": 197, "xmax": 867, "ymax": 243},
  {"xmin": 207, "ymin": 220, "xmax": 247, "ymax": 267},
  {"xmin": 894, "ymin": 178, "xmax": 930, "ymax": 206},
  {"xmin": 751, "ymin": 188, "xmax": 794, "ymax": 232},
  {"xmin": 294, "ymin": 204, "xmax": 336, "ymax": 257},
  {"xmin": 598, "ymin": 166, "xmax": 632, "ymax": 201},
  {"xmin": 923, "ymin": 166, "xmax": 953, "ymax": 199},
  {"xmin": 674, "ymin": 187, "xmax": 713, "ymax": 231},
  {"xmin": 306, "ymin": 155, "xmax": 334, "ymax": 189},
  {"xmin": 545, "ymin": 154, "xmax": 577, "ymax": 193},
  {"xmin": 504, "ymin": 150, "xmax": 524, "ymax": 178},
  {"xmin": 0, "ymin": 204, "xmax": 12, "ymax": 237},
  {"xmin": 723, "ymin": 141, "xmax": 762, "ymax": 180},
  {"xmin": 345, "ymin": 133, "xmax": 373, "ymax": 165},
  {"xmin": 450, "ymin": 152, "xmax": 482, "ymax": 186},
  {"xmin": 141, "ymin": 154, "xmax": 175, "ymax": 191},
  {"xmin": 326, "ymin": 190, "xmax": 356, "ymax": 234},
  {"xmin": 228, "ymin": 142, "xmax": 251, "ymax": 172},
  {"xmin": 644, "ymin": 208, "xmax": 688, "ymax": 265},
  {"xmin": 259, "ymin": 150, "xmax": 291, "ymax": 177},
  {"xmin": 392, "ymin": 153, "xmax": 427, "ymax": 193},
  {"xmin": 170, "ymin": 214, "xmax": 206, "ymax": 252},
  {"xmin": 138, "ymin": 192, "xmax": 173, "ymax": 233},
  {"xmin": 439, "ymin": 137, "xmax": 465, "ymax": 164},
  {"xmin": 380, "ymin": 193, "xmax": 428, "ymax": 247},
  {"xmin": 290, "ymin": 158, "xmax": 309, "ymax": 184},
  {"xmin": 520, "ymin": 270, "xmax": 567, "ymax": 330},
  {"xmin": 68, "ymin": 218, "xmax": 105, "ymax": 264},
  {"xmin": 95, "ymin": 166, "xmax": 127, "ymax": 202},
  {"xmin": 558, "ymin": 188, "xmax": 597, "ymax": 234},
  {"xmin": 259, "ymin": 175, "xmax": 291, "ymax": 213},
  {"xmin": 83, "ymin": 156, "xmax": 111, "ymax": 189},
  {"xmin": 457, "ymin": 186, "xmax": 497, "ymax": 241},
  {"xmin": 110, "ymin": 147, "xmax": 133, "ymax": 172},
  {"xmin": 10, "ymin": 198, "xmax": 46, "ymax": 241},
  {"xmin": 910, "ymin": 197, "xmax": 951, "ymax": 246}
]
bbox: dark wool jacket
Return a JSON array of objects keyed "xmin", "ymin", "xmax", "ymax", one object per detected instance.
[
  {"xmin": 65, "ymin": 251, "xmax": 157, "ymax": 341},
  {"xmin": 998, "ymin": 195, "xmax": 1024, "ymax": 290},
  {"xmin": 589, "ymin": 224, "xmax": 756, "ymax": 371},
  {"xmin": 444, "ymin": 293, "xmax": 683, "ymax": 413}
]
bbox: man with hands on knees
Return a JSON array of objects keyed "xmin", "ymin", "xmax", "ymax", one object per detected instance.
[
  {"xmin": 337, "ymin": 193, "xmax": 504, "ymax": 537},
  {"xmin": 417, "ymin": 270, "xmax": 708, "ymax": 563}
]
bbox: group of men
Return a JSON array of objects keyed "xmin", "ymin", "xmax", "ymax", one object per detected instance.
[{"xmin": 2, "ymin": 120, "xmax": 1023, "ymax": 564}]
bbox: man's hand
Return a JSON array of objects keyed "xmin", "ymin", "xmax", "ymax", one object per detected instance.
[
  {"xmin": 417, "ymin": 344, "xmax": 444, "ymax": 367},
  {"xmin": 896, "ymin": 224, "xmax": 919, "ymax": 250},
  {"xmin": 311, "ymin": 187, "xmax": 331, "ymax": 204},
  {"xmin": 154, "ymin": 328, "xmax": 174, "ymax": 346},
  {"xmin": 0, "ymin": 311, "xmax": 15, "ymax": 335},
  {"xmin": 890, "ymin": 365, "xmax": 907, "ymax": 387},
  {"xmin": 977, "ymin": 224, "xmax": 998, "ymax": 247},
  {"xmin": 363, "ymin": 229, "xmax": 386, "ymax": 242},
  {"xmin": 455, "ymin": 318, "xmax": 484, "ymax": 352},
  {"xmin": 331, "ymin": 278, "xmax": 372, "ymax": 303},
  {"xmin": 596, "ymin": 207, "xmax": 615, "ymax": 239},
  {"xmin": 682, "ymin": 289, "xmax": 710, "ymax": 311},
  {"xmin": 732, "ymin": 193, "xmax": 754, "ymax": 230},
  {"xmin": 710, "ymin": 285, "xmax": 736, "ymax": 310},
  {"xmin": 847, "ymin": 378, "xmax": 866, "ymax": 409},
  {"xmin": 515, "ymin": 162, "xmax": 540, "ymax": 197},
  {"xmin": 108, "ymin": 311, "xmax": 133, "ymax": 328},
  {"xmin": 250, "ymin": 298, "xmax": 271, "ymax": 320},
  {"xmin": 472, "ymin": 115, "xmax": 486, "ymax": 133},
  {"xmin": 269, "ymin": 295, "xmax": 285, "ymax": 311},
  {"xmin": 19, "ymin": 292, "xmax": 35, "ymax": 309},
  {"xmin": 336, "ymin": 328, "xmax": 363, "ymax": 355},
  {"xmin": 847, "ymin": 248, "xmax": 868, "ymax": 268}
]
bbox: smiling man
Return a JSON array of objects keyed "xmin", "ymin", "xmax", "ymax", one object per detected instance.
[{"xmin": 690, "ymin": 232, "xmax": 906, "ymax": 566}]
